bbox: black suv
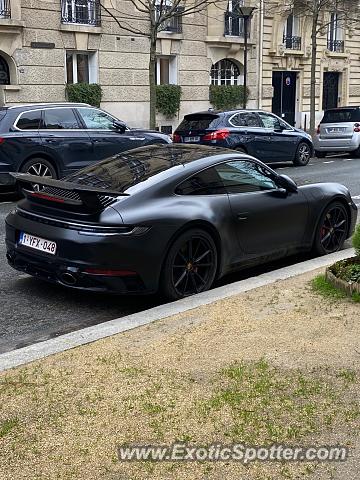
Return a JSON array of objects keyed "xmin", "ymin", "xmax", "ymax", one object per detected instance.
[
  {"xmin": 0, "ymin": 103, "xmax": 171, "ymax": 188},
  {"xmin": 174, "ymin": 110, "xmax": 313, "ymax": 166}
]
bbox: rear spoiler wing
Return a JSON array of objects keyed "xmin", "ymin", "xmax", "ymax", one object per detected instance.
[{"xmin": 11, "ymin": 173, "xmax": 128, "ymax": 211}]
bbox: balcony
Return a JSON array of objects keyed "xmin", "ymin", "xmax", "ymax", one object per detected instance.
[
  {"xmin": 327, "ymin": 39, "xmax": 344, "ymax": 53},
  {"xmin": 224, "ymin": 11, "xmax": 247, "ymax": 37},
  {"xmin": 283, "ymin": 35, "xmax": 302, "ymax": 50},
  {"xmin": 61, "ymin": 0, "xmax": 101, "ymax": 27},
  {"xmin": 0, "ymin": 0, "xmax": 11, "ymax": 18},
  {"xmin": 157, "ymin": 6, "xmax": 183, "ymax": 33}
]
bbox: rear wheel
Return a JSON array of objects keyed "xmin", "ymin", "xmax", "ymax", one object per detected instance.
[
  {"xmin": 313, "ymin": 202, "xmax": 349, "ymax": 255},
  {"xmin": 160, "ymin": 229, "xmax": 218, "ymax": 300},
  {"xmin": 293, "ymin": 142, "xmax": 311, "ymax": 166},
  {"xmin": 20, "ymin": 158, "xmax": 57, "ymax": 179},
  {"xmin": 315, "ymin": 150, "xmax": 326, "ymax": 158}
]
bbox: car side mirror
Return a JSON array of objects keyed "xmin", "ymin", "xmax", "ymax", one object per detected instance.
[
  {"xmin": 274, "ymin": 123, "xmax": 285, "ymax": 132},
  {"xmin": 276, "ymin": 174, "xmax": 298, "ymax": 193},
  {"xmin": 113, "ymin": 120, "xmax": 127, "ymax": 133}
]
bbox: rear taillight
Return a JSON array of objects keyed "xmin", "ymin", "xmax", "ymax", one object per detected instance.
[
  {"xmin": 202, "ymin": 129, "xmax": 230, "ymax": 141},
  {"xmin": 173, "ymin": 133, "xmax": 181, "ymax": 143},
  {"xmin": 0, "ymin": 138, "xmax": 5, "ymax": 144},
  {"xmin": 354, "ymin": 123, "xmax": 360, "ymax": 133},
  {"xmin": 316, "ymin": 125, "xmax": 320, "ymax": 135}
]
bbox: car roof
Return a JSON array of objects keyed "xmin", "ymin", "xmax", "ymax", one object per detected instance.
[
  {"xmin": 184, "ymin": 109, "xmax": 277, "ymax": 117},
  {"xmin": 4, "ymin": 102, "xmax": 91, "ymax": 111}
]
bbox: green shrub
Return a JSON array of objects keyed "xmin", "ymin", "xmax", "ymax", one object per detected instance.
[
  {"xmin": 353, "ymin": 224, "xmax": 360, "ymax": 256},
  {"xmin": 65, "ymin": 83, "xmax": 102, "ymax": 107},
  {"xmin": 209, "ymin": 85, "xmax": 248, "ymax": 111},
  {"xmin": 156, "ymin": 84, "xmax": 182, "ymax": 118}
]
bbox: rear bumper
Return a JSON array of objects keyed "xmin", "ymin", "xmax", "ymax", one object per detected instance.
[
  {"xmin": 313, "ymin": 135, "xmax": 359, "ymax": 152},
  {"xmin": 0, "ymin": 172, "xmax": 16, "ymax": 186},
  {"xmin": 5, "ymin": 210, "xmax": 171, "ymax": 295}
]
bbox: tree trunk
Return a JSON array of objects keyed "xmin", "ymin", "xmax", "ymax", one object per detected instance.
[
  {"xmin": 149, "ymin": 33, "xmax": 157, "ymax": 130},
  {"xmin": 310, "ymin": 12, "xmax": 318, "ymax": 135}
]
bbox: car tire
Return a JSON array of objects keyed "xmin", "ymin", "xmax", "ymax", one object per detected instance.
[
  {"xmin": 293, "ymin": 142, "xmax": 311, "ymax": 166},
  {"xmin": 20, "ymin": 158, "xmax": 57, "ymax": 179},
  {"xmin": 160, "ymin": 228, "xmax": 218, "ymax": 300},
  {"xmin": 315, "ymin": 150, "xmax": 326, "ymax": 158},
  {"xmin": 313, "ymin": 201, "xmax": 349, "ymax": 256},
  {"xmin": 350, "ymin": 148, "xmax": 360, "ymax": 158}
]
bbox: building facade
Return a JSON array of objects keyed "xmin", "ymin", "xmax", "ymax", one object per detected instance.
[{"xmin": 0, "ymin": 0, "xmax": 359, "ymax": 130}]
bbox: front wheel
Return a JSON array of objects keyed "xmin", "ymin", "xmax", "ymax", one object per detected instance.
[
  {"xmin": 313, "ymin": 202, "xmax": 349, "ymax": 255},
  {"xmin": 293, "ymin": 142, "xmax": 312, "ymax": 166},
  {"xmin": 20, "ymin": 158, "xmax": 57, "ymax": 179},
  {"xmin": 160, "ymin": 229, "xmax": 218, "ymax": 300}
]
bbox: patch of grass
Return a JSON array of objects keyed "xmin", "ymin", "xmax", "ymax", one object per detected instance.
[
  {"xmin": 352, "ymin": 292, "xmax": 360, "ymax": 303},
  {"xmin": 311, "ymin": 275, "xmax": 347, "ymax": 300},
  {"xmin": 201, "ymin": 360, "xmax": 358, "ymax": 444},
  {"xmin": 0, "ymin": 417, "xmax": 19, "ymax": 438}
]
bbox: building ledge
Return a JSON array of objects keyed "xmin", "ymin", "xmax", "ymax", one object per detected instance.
[
  {"xmin": 0, "ymin": 85, "xmax": 21, "ymax": 91},
  {"xmin": 157, "ymin": 31, "xmax": 183, "ymax": 40},
  {"xmin": 283, "ymin": 49, "xmax": 305, "ymax": 56},
  {"xmin": 205, "ymin": 35, "xmax": 254, "ymax": 46},
  {"xmin": 324, "ymin": 49, "xmax": 350, "ymax": 58},
  {"xmin": 0, "ymin": 19, "xmax": 25, "ymax": 33},
  {"xmin": 60, "ymin": 23, "xmax": 102, "ymax": 34}
]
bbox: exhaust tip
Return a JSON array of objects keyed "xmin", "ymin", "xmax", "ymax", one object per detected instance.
[{"xmin": 59, "ymin": 272, "xmax": 77, "ymax": 286}]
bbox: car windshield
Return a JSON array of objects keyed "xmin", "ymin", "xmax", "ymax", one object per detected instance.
[
  {"xmin": 322, "ymin": 109, "xmax": 360, "ymax": 123},
  {"xmin": 176, "ymin": 114, "xmax": 221, "ymax": 131},
  {"xmin": 63, "ymin": 145, "xmax": 225, "ymax": 193}
]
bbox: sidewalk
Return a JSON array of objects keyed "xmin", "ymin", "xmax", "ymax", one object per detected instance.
[{"xmin": 1, "ymin": 266, "xmax": 360, "ymax": 479}]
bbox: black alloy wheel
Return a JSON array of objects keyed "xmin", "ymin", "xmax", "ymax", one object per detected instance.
[
  {"xmin": 313, "ymin": 202, "xmax": 349, "ymax": 255},
  {"xmin": 161, "ymin": 229, "xmax": 218, "ymax": 300},
  {"xmin": 294, "ymin": 142, "xmax": 311, "ymax": 166}
]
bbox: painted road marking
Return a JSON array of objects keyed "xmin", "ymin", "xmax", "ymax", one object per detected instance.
[
  {"xmin": 323, "ymin": 161, "xmax": 335, "ymax": 164},
  {"xmin": 352, "ymin": 195, "xmax": 360, "ymax": 200}
]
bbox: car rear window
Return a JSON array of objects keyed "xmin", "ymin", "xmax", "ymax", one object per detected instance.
[
  {"xmin": 16, "ymin": 110, "xmax": 42, "ymax": 130},
  {"xmin": 322, "ymin": 109, "xmax": 360, "ymax": 123},
  {"xmin": 63, "ymin": 145, "xmax": 226, "ymax": 193},
  {"xmin": 176, "ymin": 114, "xmax": 221, "ymax": 131}
]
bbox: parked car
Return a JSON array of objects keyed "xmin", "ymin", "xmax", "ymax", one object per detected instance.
[
  {"xmin": 314, "ymin": 106, "xmax": 360, "ymax": 158},
  {"xmin": 173, "ymin": 110, "xmax": 313, "ymax": 166},
  {"xmin": 6, "ymin": 144, "xmax": 357, "ymax": 300},
  {"xmin": 0, "ymin": 102, "xmax": 171, "ymax": 189}
]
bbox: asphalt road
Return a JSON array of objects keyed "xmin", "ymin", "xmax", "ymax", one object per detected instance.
[{"xmin": 0, "ymin": 154, "xmax": 359, "ymax": 354}]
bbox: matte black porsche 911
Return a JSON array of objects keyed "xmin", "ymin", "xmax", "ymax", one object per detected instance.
[{"xmin": 5, "ymin": 144, "xmax": 358, "ymax": 300}]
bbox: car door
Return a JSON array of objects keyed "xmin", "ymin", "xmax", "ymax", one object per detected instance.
[
  {"xmin": 76, "ymin": 107, "xmax": 146, "ymax": 160},
  {"xmin": 38, "ymin": 107, "xmax": 93, "ymax": 175},
  {"xmin": 227, "ymin": 112, "xmax": 273, "ymax": 161},
  {"xmin": 213, "ymin": 159, "xmax": 309, "ymax": 256},
  {"xmin": 258, "ymin": 112, "xmax": 299, "ymax": 161}
]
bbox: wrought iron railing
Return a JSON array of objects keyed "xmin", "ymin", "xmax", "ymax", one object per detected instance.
[
  {"xmin": 327, "ymin": 39, "xmax": 344, "ymax": 52},
  {"xmin": 283, "ymin": 35, "xmax": 302, "ymax": 50},
  {"xmin": 61, "ymin": 0, "xmax": 101, "ymax": 26},
  {"xmin": 224, "ymin": 11, "xmax": 247, "ymax": 37},
  {"xmin": 157, "ymin": 6, "xmax": 183, "ymax": 33},
  {"xmin": 0, "ymin": 0, "xmax": 11, "ymax": 18}
]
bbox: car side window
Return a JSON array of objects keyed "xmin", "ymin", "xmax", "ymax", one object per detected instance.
[
  {"xmin": 16, "ymin": 110, "xmax": 42, "ymax": 130},
  {"xmin": 41, "ymin": 108, "xmax": 80, "ymax": 129},
  {"xmin": 176, "ymin": 167, "xmax": 226, "ymax": 195},
  {"xmin": 229, "ymin": 112, "xmax": 261, "ymax": 128},
  {"xmin": 259, "ymin": 112, "xmax": 290, "ymax": 130},
  {"xmin": 78, "ymin": 108, "xmax": 116, "ymax": 130},
  {"xmin": 214, "ymin": 160, "xmax": 277, "ymax": 194}
]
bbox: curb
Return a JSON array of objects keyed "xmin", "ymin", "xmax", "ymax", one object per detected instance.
[{"xmin": 0, "ymin": 247, "xmax": 355, "ymax": 373}]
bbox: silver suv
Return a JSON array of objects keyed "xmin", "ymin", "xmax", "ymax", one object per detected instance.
[{"xmin": 314, "ymin": 107, "xmax": 360, "ymax": 158}]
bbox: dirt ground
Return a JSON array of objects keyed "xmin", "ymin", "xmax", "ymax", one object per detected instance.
[{"xmin": 1, "ymin": 268, "xmax": 360, "ymax": 480}]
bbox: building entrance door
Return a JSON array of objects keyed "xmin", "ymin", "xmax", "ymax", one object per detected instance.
[
  {"xmin": 322, "ymin": 72, "xmax": 340, "ymax": 110},
  {"xmin": 272, "ymin": 71, "xmax": 297, "ymax": 126}
]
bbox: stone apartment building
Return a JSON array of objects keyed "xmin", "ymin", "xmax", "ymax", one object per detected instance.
[{"xmin": 0, "ymin": 0, "xmax": 359, "ymax": 130}]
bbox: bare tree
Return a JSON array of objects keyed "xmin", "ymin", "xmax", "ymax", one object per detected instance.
[
  {"xmin": 101, "ymin": 0, "xmax": 217, "ymax": 129},
  {"xmin": 280, "ymin": 0, "xmax": 360, "ymax": 133}
]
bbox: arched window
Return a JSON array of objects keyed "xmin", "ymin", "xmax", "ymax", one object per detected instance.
[
  {"xmin": 0, "ymin": 55, "xmax": 10, "ymax": 85},
  {"xmin": 210, "ymin": 59, "xmax": 241, "ymax": 86}
]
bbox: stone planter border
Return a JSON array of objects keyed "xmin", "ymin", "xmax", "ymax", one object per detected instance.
[{"xmin": 325, "ymin": 259, "xmax": 360, "ymax": 298}]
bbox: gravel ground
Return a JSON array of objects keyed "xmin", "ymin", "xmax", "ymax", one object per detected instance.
[{"xmin": 1, "ymin": 268, "xmax": 360, "ymax": 480}]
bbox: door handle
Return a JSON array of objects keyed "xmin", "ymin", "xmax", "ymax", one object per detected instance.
[
  {"xmin": 44, "ymin": 138, "xmax": 57, "ymax": 143},
  {"xmin": 237, "ymin": 213, "xmax": 249, "ymax": 221}
]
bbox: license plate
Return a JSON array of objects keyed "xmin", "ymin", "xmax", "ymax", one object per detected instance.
[
  {"xmin": 328, "ymin": 127, "xmax": 345, "ymax": 133},
  {"xmin": 184, "ymin": 136, "xmax": 200, "ymax": 143},
  {"xmin": 19, "ymin": 232, "xmax": 57, "ymax": 255}
]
